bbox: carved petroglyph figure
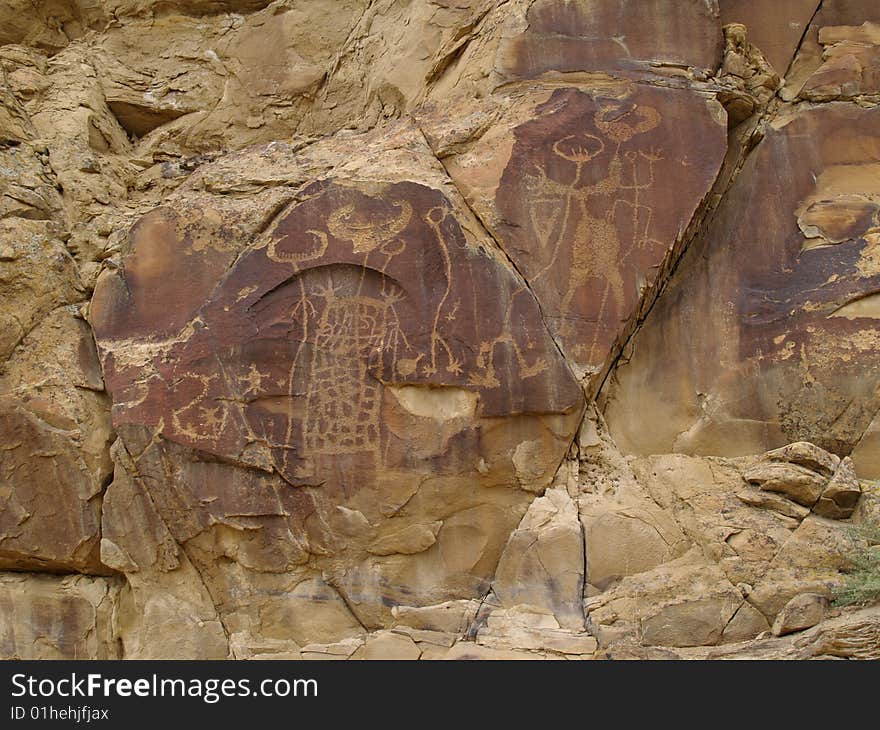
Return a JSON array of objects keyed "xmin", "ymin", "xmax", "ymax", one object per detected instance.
[
  {"xmin": 525, "ymin": 103, "xmax": 663, "ymax": 363},
  {"xmin": 469, "ymin": 332, "xmax": 549, "ymax": 389},
  {"xmin": 327, "ymin": 200, "xmax": 413, "ymax": 254},
  {"xmin": 268, "ymin": 195, "xmax": 418, "ymax": 476},
  {"xmin": 303, "ymin": 285, "xmax": 403, "ymax": 464},
  {"xmin": 171, "ymin": 372, "xmax": 229, "ymax": 445},
  {"xmin": 267, "ymin": 228, "xmax": 328, "ymax": 265},
  {"xmin": 423, "ymin": 205, "xmax": 463, "ymax": 378}
]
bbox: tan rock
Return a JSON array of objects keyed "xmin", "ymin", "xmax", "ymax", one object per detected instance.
[
  {"xmin": 579, "ymin": 439, "xmax": 690, "ymax": 590},
  {"xmin": 744, "ymin": 461, "xmax": 829, "ymax": 507},
  {"xmin": 391, "ymin": 600, "xmax": 479, "ymax": 634},
  {"xmin": 772, "ymin": 593, "xmax": 828, "ymax": 637},
  {"xmin": 358, "ymin": 631, "xmax": 422, "ymax": 661},
  {"xmin": 720, "ymin": 601, "xmax": 771, "ymax": 644},
  {"xmin": 0, "ymin": 1, "xmax": 104, "ymax": 52},
  {"xmin": 229, "ymin": 635, "xmax": 302, "ymax": 661},
  {"xmin": 631, "ymin": 454, "xmax": 793, "ymax": 588},
  {"xmin": 749, "ymin": 516, "xmax": 852, "ymax": 622},
  {"xmin": 851, "ymin": 412, "xmax": 880, "ymax": 480},
  {"xmin": 390, "ymin": 627, "xmax": 457, "ymax": 648},
  {"xmin": 0, "ymin": 142, "xmax": 62, "ymax": 220},
  {"xmin": 735, "ymin": 488, "xmax": 811, "ymax": 521},
  {"xmin": 91, "ymin": 3, "xmax": 366, "ymax": 152},
  {"xmin": 794, "ymin": 605, "xmax": 880, "ymax": 659},
  {"xmin": 603, "ymin": 643, "xmax": 683, "ymax": 661},
  {"xmin": 720, "ymin": 0, "xmax": 820, "ymax": 75},
  {"xmin": 587, "ymin": 549, "xmax": 743, "ymax": 648},
  {"xmin": 0, "ymin": 218, "xmax": 81, "ymax": 361},
  {"xmin": 442, "ymin": 643, "xmax": 545, "ymax": 661},
  {"xmin": 814, "ymin": 457, "xmax": 862, "ymax": 520},
  {"xmin": 582, "ymin": 509, "xmax": 679, "ymax": 590},
  {"xmin": 300, "ymin": 637, "xmax": 363, "ymax": 660},
  {"xmin": 367, "ymin": 522, "xmax": 442, "ymax": 556},
  {"xmin": 763, "ymin": 441, "xmax": 841, "ymax": 478},
  {"xmin": 641, "ymin": 598, "xmax": 739, "ymax": 648},
  {"xmin": 299, "ymin": 0, "xmax": 499, "ymax": 136},
  {"xmin": 477, "ymin": 606, "xmax": 597, "ymax": 656},
  {"xmin": 101, "ymin": 442, "xmax": 229, "ymax": 659},
  {"xmin": 716, "ymin": 23, "xmax": 781, "ymax": 124},
  {"xmin": 691, "ymin": 605, "xmax": 880, "ymax": 660},
  {"xmin": 493, "ymin": 487, "xmax": 585, "ymax": 630},
  {"xmin": 0, "ymin": 572, "xmax": 119, "ymax": 660}
]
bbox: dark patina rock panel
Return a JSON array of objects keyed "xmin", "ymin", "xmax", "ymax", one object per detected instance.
[
  {"xmin": 426, "ymin": 84, "xmax": 727, "ymax": 376},
  {"xmin": 497, "ymin": 0, "xmax": 724, "ymax": 82},
  {"xmin": 603, "ymin": 104, "xmax": 880, "ymax": 466}
]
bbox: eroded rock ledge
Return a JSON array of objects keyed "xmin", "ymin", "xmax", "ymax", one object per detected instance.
[{"xmin": 1, "ymin": 0, "xmax": 880, "ymax": 660}]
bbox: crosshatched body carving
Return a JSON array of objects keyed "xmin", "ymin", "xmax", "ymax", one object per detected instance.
[{"xmin": 304, "ymin": 293, "xmax": 392, "ymax": 458}]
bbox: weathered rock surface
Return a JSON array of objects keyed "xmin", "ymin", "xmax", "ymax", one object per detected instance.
[
  {"xmin": 421, "ymin": 83, "xmax": 727, "ymax": 376},
  {"xmin": 492, "ymin": 487, "xmax": 585, "ymax": 630},
  {"xmin": 603, "ymin": 103, "xmax": 880, "ymax": 468},
  {"xmin": 0, "ymin": 573, "xmax": 119, "ymax": 659},
  {"xmin": 496, "ymin": 0, "xmax": 724, "ymax": 84},
  {"xmin": 786, "ymin": 1, "xmax": 880, "ymax": 101},
  {"xmin": 1, "ymin": 0, "xmax": 879, "ymax": 661},
  {"xmin": 721, "ymin": 0, "xmax": 820, "ymax": 76},
  {"xmin": 815, "ymin": 457, "xmax": 862, "ymax": 519},
  {"xmin": 90, "ymin": 121, "xmax": 584, "ymax": 643},
  {"xmin": 772, "ymin": 592, "xmax": 828, "ymax": 636}
]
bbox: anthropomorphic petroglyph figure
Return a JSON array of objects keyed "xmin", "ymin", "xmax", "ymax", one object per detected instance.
[
  {"xmin": 303, "ymin": 285, "xmax": 404, "ymax": 464},
  {"xmin": 526, "ymin": 103, "xmax": 662, "ymax": 361},
  {"xmin": 297, "ymin": 198, "xmax": 413, "ymax": 469}
]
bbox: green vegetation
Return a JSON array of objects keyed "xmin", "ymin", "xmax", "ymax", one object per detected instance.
[{"xmin": 834, "ymin": 523, "xmax": 880, "ymax": 607}]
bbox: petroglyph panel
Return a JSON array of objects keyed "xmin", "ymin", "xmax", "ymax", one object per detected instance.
[
  {"xmin": 91, "ymin": 149, "xmax": 584, "ymax": 626},
  {"xmin": 602, "ymin": 105, "xmax": 880, "ymax": 469},
  {"xmin": 428, "ymin": 85, "xmax": 727, "ymax": 375},
  {"xmin": 94, "ymin": 180, "xmax": 581, "ymax": 479}
]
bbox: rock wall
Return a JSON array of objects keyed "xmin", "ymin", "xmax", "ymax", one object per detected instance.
[{"xmin": 1, "ymin": 0, "xmax": 880, "ymax": 660}]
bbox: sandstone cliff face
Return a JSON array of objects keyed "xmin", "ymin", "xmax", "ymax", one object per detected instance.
[{"xmin": 1, "ymin": 0, "xmax": 880, "ymax": 660}]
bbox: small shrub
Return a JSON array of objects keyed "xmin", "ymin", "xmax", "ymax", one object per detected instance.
[{"xmin": 833, "ymin": 524, "xmax": 880, "ymax": 607}]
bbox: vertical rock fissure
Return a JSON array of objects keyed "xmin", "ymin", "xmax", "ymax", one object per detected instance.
[
  {"xmin": 593, "ymin": 107, "xmax": 768, "ymax": 404},
  {"xmin": 783, "ymin": 1, "xmax": 825, "ymax": 82}
]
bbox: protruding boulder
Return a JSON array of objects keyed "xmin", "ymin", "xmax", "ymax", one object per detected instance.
[
  {"xmin": 772, "ymin": 593, "xmax": 828, "ymax": 637},
  {"xmin": 814, "ymin": 457, "xmax": 862, "ymax": 520},
  {"xmin": 762, "ymin": 442, "xmax": 840, "ymax": 478},
  {"xmin": 744, "ymin": 461, "xmax": 828, "ymax": 507}
]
